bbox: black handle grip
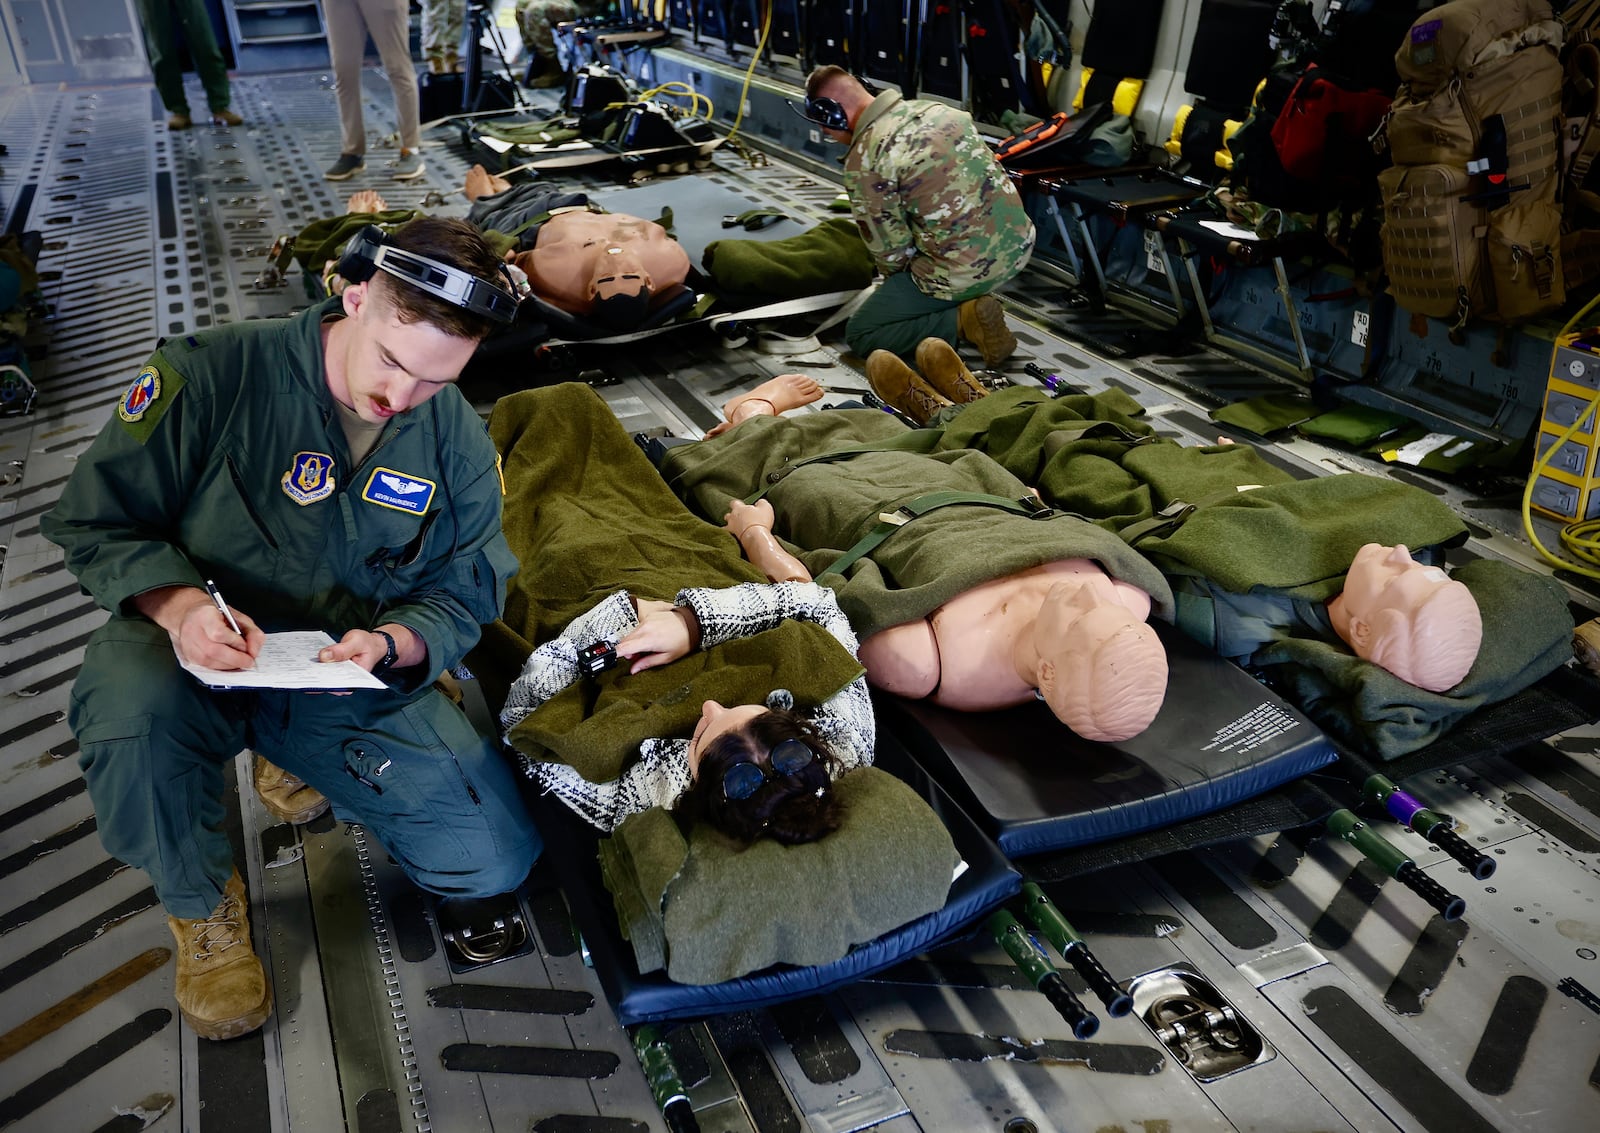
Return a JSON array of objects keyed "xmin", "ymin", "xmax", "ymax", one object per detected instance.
[
  {"xmin": 1396, "ymin": 862, "xmax": 1466, "ymax": 921},
  {"xmin": 663, "ymin": 1098, "xmax": 700, "ymax": 1133},
  {"xmin": 1428, "ymin": 825, "xmax": 1496, "ymax": 881},
  {"xmin": 1064, "ymin": 942, "xmax": 1133, "ymax": 1017},
  {"xmin": 1040, "ymin": 972, "xmax": 1099, "ymax": 1040}
]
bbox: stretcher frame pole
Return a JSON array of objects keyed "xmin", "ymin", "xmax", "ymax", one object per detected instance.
[
  {"xmin": 1020, "ymin": 882, "xmax": 1134, "ymax": 1017},
  {"xmin": 1326, "ymin": 809, "xmax": 1466, "ymax": 921},
  {"xmin": 633, "ymin": 1024, "xmax": 699, "ymax": 1133},
  {"xmin": 988, "ymin": 910, "xmax": 1099, "ymax": 1039}
]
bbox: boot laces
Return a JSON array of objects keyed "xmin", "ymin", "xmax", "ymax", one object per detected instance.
[{"xmin": 190, "ymin": 892, "xmax": 246, "ymax": 961}]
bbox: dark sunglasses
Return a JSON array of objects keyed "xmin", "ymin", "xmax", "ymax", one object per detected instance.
[{"xmin": 721, "ymin": 738, "xmax": 819, "ymax": 801}]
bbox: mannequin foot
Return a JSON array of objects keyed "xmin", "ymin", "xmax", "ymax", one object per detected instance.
[
  {"xmin": 464, "ymin": 163, "xmax": 512, "ymax": 201},
  {"xmin": 346, "ymin": 189, "xmax": 389, "ymax": 214},
  {"xmin": 1576, "ymin": 617, "xmax": 1600, "ymax": 677},
  {"xmin": 725, "ymin": 374, "xmax": 823, "ymax": 420}
]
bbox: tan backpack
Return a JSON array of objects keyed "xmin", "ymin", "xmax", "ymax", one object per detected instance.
[{"xmin": 1378, "ymin": 0, "xmax": 1565, "ymax": 332}]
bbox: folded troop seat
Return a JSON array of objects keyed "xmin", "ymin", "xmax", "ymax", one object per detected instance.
[{"xmin": 471, "ymin": 382, "xmax": 1020, "ymax": 1028}]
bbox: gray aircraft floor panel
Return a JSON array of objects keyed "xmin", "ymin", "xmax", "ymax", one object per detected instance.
[{"xmin": 5, "ymin": 63, "xmax": 1600, "ymax": 1133}]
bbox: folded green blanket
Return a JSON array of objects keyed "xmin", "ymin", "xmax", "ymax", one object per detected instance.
[
  {"xmin": 1250, "ymin": 559, "xmax": 1574, "ymax": 759},
  {"xmin": 701, "ymin": 217, "xmax": 876, "ymax": 299},
  {"xmin": 598, "ymin": 767, "xmax": 960, "ymax": 984},
  {"xmin": 292, "ymin": 209, "xmax": 425, "ymax": 269}
]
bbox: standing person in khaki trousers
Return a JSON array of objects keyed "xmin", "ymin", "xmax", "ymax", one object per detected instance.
[{"xmin": 324, "ymin": 0, "xmax": 425, "ymax": 181}]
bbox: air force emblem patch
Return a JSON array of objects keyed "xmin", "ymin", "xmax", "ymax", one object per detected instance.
[
  {"xmin": 118, "ymin": 367, "xmax": 161, "ymax": 422},
  {"xmin": 362, "ymin": 467, "xmax": 436, "ymax": 514},
  {"xmin": 282, "ymin": 452, "xmax": 337, "ymax": 505}
]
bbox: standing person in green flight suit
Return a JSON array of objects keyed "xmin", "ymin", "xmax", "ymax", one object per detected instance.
[
  {"xmin": 42, "ymin": 217, "xmax": 538, "ymax": 1042},
  {"xmin": 134, "ymin": 0, "xmax": 244, "ymax": 130}
]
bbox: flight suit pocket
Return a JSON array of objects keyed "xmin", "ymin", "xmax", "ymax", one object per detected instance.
[{"xmin": 336, "ymin": 736, "xmax": 472, "ymax": 869}]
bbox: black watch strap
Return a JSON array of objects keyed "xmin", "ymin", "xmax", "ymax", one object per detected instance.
[{"xmin": 373, "ymin": 629, "xmax": 398, "ymax": 672}]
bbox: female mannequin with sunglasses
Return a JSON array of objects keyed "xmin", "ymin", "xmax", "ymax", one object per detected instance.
[{"xmin": 499, "ymin": 581, "xmax": 874, "ymax": 847}]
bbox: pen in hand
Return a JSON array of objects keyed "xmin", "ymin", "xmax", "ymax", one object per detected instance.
[{"xmin": 204, "ymin": 579, "xmax": 245, "ymax": 637}]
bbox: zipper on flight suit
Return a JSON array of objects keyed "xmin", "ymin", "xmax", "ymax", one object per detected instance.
[{"xmin": 225, "ymin": 455, "xmax": 279, "ymax": 549}]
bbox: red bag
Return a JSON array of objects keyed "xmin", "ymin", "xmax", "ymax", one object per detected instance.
[{"xmin": 1270, "ymin": 64, "xmax": 1391, "ymax": 181}]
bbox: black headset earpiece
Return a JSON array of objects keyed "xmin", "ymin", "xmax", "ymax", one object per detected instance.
[
  {"xmin": 334, "ymin": 225, "xmax": 519, "ymax": 325},
  {"xmin": 786, "ymin": 74, "xmax": 883, "ymax": 133}
]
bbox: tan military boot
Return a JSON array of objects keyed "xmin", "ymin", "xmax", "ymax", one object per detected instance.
[
  {"xmin": 168, "ymin": 869, "xmax": 273, "ymax": 1040},
  {"xmin": 956, "ymin": 294, "xmax": 1017, "ymax": 367},
  {"xmin": 253, "ymin": 754, "xmax": 329, "ymax": 825},
  {"xmin": 866, "ymin": 350, "xmax": 952, "ymax": 426},
  {"xmin": 915, "ymin": 337, "xmax": 989, "ymax": 404},
  {"xmin": 1575, "ymin": 617, "xmax": 1600, "ymax": 676}
]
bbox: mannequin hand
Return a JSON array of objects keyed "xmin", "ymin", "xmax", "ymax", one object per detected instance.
[
  {"xmin": 617, "ymin": 606, "xmax": 700, "ymax": 674},
  {"xmin": 724, "ymin": 498, "xmax": 777, "ymax": 541}
]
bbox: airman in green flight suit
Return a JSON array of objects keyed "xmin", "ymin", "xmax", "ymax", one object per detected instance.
[{"xmin": 43, "ymin": 217, "xmax": 538, "ymax": 1041}]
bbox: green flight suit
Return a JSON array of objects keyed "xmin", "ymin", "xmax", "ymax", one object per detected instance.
[
  {"xmin": 43, "ymin": 298, "xmax": 537, "ymax": 919},
  {"xmin": 135, "ymin": 0, "xmax": 234, "ymax": 118}
]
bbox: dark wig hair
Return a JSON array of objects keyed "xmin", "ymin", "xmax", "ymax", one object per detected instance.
[
  {"xmin": 591, "ymin": 285, "xmax": 653, "ymax": 331},
  {"xmin": 677, "ymin": 708, "xmax": 846, "ymax": 847}
]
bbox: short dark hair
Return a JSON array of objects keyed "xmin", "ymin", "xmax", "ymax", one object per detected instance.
[
  {"xmin": 678, "ymin": 708, "xmax": 845, "ymax": 847},
  {"xmin": 805, "ymin": 64, "xmax": 851, "ymax": 100},
  {"xmin": 374, "ymin": 216, "xmax": 505, "ymax": 341},
  {"xmin": 592, "ymin": 285, "xmax": 653, "ymax": 331}
]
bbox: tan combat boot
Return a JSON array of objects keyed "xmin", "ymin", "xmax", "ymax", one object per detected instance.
[
  {"xmin": 865, "ymin": 350, "xmax": 952, "ymax": 426},
  {"xmin": 1575, "ymin": 617, "xmax": 1600, "ymax": 676},
  {"xmin": 168, "ymin": 869, "xmax": 273, "ymax": 1040},
  {"xmin": 253, "ymin": 754, "xmax": 329, "ymax": 825},
  {"xmin": 956, "ymin": 294, "xmax": 1017, "ymax": 367},
  {"xmin": 915, "ymin": 337, "xmax": 989, "ymax": 404}
]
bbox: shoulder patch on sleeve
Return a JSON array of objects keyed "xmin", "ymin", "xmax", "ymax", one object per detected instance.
[{"xmin": 116, "ymin": 357, "xmax": 186, "ymax": 443}]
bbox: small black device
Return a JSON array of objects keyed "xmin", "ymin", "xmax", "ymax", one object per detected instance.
[
  {"xmin": 786, "ymin": 76, "xmax": 880, "ymax": 132},
  {"xmin": 578, "ymin": 640, "xmax": 620, "ymax": 676},
  {"xmin": 336, "ymin": 225, "xmax": 519, "ymax": 325}
]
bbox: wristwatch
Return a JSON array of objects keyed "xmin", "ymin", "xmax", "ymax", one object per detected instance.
[{"xmin": 372, "ymin": 629, "xmax": 398, "ymax": 673}]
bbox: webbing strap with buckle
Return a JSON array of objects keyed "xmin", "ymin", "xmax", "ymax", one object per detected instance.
[
  {"xmin": 1119, "ymin": 499, "xmax": 1198, "ymax": 547},
  {"xmin": 823, "ymin": 491, "xmax": 1059, "ymax": 578}
]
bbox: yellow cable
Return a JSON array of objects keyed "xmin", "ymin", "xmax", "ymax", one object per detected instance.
[
  {"xmin": 1521, "ymin": 292, "xmax": 1600, "ymax": 579},
  {"xmin": 724, "ymin": 1, "xmax": 775, "ymax": 143}
]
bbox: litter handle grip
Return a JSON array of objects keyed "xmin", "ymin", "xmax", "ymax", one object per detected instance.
[
  {"xmin": 1040, "ymin": 971, "xmax": 1099, "ymax": 1040},
  {"xmin": 1396, "ymin": 862, "xmax": 1466, "ymax": 921},
  {"xmin": 1064, "ymin": 943, "xmax": 1134, "ymax": 1018},
  {"xmin": 1428, "ymin": 825, "xmax": 1496, "ymax": 881}
]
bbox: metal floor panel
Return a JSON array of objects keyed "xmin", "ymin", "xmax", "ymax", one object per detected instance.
[{"xmin": 3, "ymin": 65, "xmax": 1600, "ymax": 1133}]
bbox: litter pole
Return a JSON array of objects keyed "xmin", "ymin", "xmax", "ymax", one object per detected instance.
[
  {"xmin": 1327, "ymin": 808, "xmax": 1466, "ymax": 921},
  {"xmin": 1020, "ymin": 882, "xmax": 1133, "ymax": 1017},
  {"xmin": 989, "ymin": 910, "xmax": 1099, "ymax": 1040},
  {"xmin": 1363, "ymin": 774, "xmax": 1496, "ymax": 880},
  {"xmin": 633, "ymin": 1025, "xmax": 698, "ymax": 1133}
]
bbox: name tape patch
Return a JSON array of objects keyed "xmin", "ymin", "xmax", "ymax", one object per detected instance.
[{"xmin": 363, "ymin": 467, "xmax": 437, "ymax": 514}]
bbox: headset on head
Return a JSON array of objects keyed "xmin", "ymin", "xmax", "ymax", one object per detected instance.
[
  {"xmin": 786, "ymin": 76, "xmax": 881, "ymax": 133},
  {"xmin": 336, "ymin": 225, "xmax": 520, "ymax": 326}
]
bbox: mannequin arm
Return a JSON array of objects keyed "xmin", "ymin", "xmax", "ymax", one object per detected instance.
[{"xmin": 725, "ymin": 499, "xmax": 812, "ymax": 583}]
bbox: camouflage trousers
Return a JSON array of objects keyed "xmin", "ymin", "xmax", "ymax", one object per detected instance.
[
  {"xmin": 517, "ymin": 0, "xmax": 605, "ymax": 68},
  {"xmin": 421, "ymin": 0, "xmax": 465, "ymax": 63}
]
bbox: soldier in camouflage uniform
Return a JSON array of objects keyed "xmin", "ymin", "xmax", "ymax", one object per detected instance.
[
  {"xmin": 516, "ymin": 0, "xmax": 609, "ymax": 87},
  {"xmin": 421, "ymin": 0, "xmax": 465, "ymax": 73},
  {"xmin": 803, "ymin": 66, "xmax": 1035, "ymax": 366}
]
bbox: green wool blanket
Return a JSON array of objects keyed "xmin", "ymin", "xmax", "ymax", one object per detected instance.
[
  {"xmin": 599, "ymin": 767, "xmax": 959, "ymax": 984},
  {"xmin": 701, "ymin": 217, "xmax": 876, "ymax": 299},
  {"xmin": 660, "ymin": 408, "xmax": 1175, "ymax": 638},
  {"xmin": 930, "ymin": 388, "xmax": 1575, "ymax": 758},
  {"xmin": 484, "ymin": 383, "xmax": 862, "ymax": 783}
]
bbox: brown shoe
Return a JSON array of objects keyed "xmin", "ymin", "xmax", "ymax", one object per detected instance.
[
  {"xmin": 866, "ymin": 350, "xmax": 952, "ymax": 426},
  {"xmin": 209, "ymin": 108, "xmax": 243, "ymax": 127},
  {"xmin": 914, "ymin": 337, "xmax": 989, "ymax": 404},
  {"xmin": 168, "ymin": 870, "xmax": 273, "ymax": 1040},
  {"xmin": 168, "ymin": 112, "xmax": 193, "ymax": 131},
  {"xmin": 1576, "ymin": 617, "xmax": 1600, "ymax": 676},
  {"xmin": 956, "ymin": 295, "xmax": 1017, "ymax": 367},
  {"xmin": 253, "ymin": 754, "xmax": 329, "ymax": 825}
]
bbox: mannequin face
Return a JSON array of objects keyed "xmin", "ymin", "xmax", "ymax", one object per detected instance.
[
  {"xmin": 587, "ymin": 245, "xmax": 652, "ymax": 303},
  {"xmin": 1339, "ymin": 545, "xmax": 1452, "ymax": 647}
]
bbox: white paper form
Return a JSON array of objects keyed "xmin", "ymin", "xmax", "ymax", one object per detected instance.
[{"xmin": 177, "ymin": 630, "xmax": 388, "ymax": 690}]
